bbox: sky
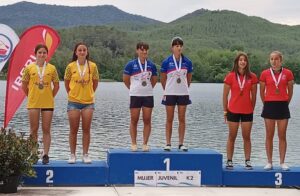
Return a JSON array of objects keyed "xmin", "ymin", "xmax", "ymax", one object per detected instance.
[{"xmin": 0, "ymin": 0, "xmax": 300, "ymax": 25}]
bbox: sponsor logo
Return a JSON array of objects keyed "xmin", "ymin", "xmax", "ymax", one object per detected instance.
[{"xmin": 0, "ymin": 34, "xmax": 13, "ymax": 63}]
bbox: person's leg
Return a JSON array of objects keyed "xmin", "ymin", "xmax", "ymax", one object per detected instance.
[
  {"xmin": 226, "ymin": 121, "xmax": 239, "ymax": 161},
  {"xmin": 142, "ymin": 107, "xmax": 152, "ymax": 145},
  {"xmin": 241, "ymin": 121, "xmax": 253, "ymax": 161},
  {"xmin": 68, "ymin": 110, "xmax": 81, "ymax": 155},
  {"xmin": 264, "ymin": 118, "xmax": 276, "ymax": 164},
  {"xmin": 165, "ymin": 106, "xmax": 175, "ymax": 145},
  {"xmin": 277, "ymin": 119, "xmax": 288, "ymax": 164},
  {"xmin": 177, "ymin": 105, "xmax": 187, "ymax": 145},
  {"xmin": 28, "ymin": 109, "xmax": 41, "ymax": 141},
  {"xmin": 130, "ymin": 108, "xmax": 141, "ymax": 146},
  {"xmin": 41, "ymin": 110, "xmax": 53, "ymax": 156},
  {"xmin": 81, "ymin": 108, "xmax": 94, "ymax": 155}
]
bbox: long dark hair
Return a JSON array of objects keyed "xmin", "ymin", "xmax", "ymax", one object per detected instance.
[
  {"xmin": 72, "ymin": 42, "xmax": 90, "ymax": 62},
  {"xmin": 231, "ymin": 52, "xmax": 252, "ymax": 78}
]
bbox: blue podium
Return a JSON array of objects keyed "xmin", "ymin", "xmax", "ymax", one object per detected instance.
[
  {"xmin": 223, "ymin": 166, "xmax": 300, "ymax": 187},
  {"xmin": 107, "ymin": 149, "xmax": 223, "ymax": 185},
  {"xmin": 23, "ymin": 160, "xmax": 108, "ymax": 186}
]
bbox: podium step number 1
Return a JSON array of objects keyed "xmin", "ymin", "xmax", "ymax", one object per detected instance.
[{"xmin": 134, "ymin": 158, "xmax": 201, "ymax": 187}]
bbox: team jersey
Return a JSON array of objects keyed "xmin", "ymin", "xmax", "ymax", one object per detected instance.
[
  {"xmin": 161, "ymin": 55, "xmax": 193, "ymax": 95},
  {"xmin": 260, "ymin": 68, "xmax": 294, "ymax": 101},
  {"xmin": 22, "ymin": 63, "xmax": 59, "ymax": 108},
  {"xmin": 123, "ymin": 58, "xmax": 157, "ymax": 96},
  {"xmin": 224, "ymin": 72, "xmax": 258, "ymax": 114},
  {"xmin": 64, "ymin": 61, "xmax": 99, "ymax": 104}
]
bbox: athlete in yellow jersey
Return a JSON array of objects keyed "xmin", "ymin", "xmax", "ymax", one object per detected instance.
[
  {"xmin": 64, "ymin": 42, "xmax": 99, "ymax": 164},
  {"xmin": 22, "ymin": 44, "xmax": 60, "ymax": 165}
]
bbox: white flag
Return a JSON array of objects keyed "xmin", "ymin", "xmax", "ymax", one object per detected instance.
[{"xmin": 0, "ymin": 24, "xmax": 19, "ymax": 72}]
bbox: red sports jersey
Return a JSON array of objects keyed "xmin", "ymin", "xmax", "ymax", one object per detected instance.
[
  {"xmin": 224, "ymin": 72, "xmax": 258, "ymax": 114},
  {"xmin": 260, "ymin": 68, "xmax": 294, "ymax": 101}
]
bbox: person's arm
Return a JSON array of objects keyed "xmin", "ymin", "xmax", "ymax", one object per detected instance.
[
  {"xmin": 151, "ymin": 75, "xmax": 158, "ymax": 88},
  {"xmin": 93, "ymin": 79, "xmax": 99, "ymax": 92},
  {"xmin": 259, "ymin": 81, "xmax": 266, "ymax": 103},
  {"xmin": 123, "ymin": 74, "xmax": 130, "ymax": 89},
  {"xmin": 287, "ymin": 80, "xmax": 294, "ymax": 104},
  {"xmin": 222, "ymin": 83, "xmax": 230, "ymax": 122},
  {"xmin": 160, "ymin": 73, "xmax": 167, "ymax": 90},
  {"xmin": 251, "ymin": 83, "xmax": 258, "ymax": 110},
  {"xmin": 187, "ymin": 73, "xmax": 192, "ymax": 87},
  {"xmin": 64, "ymin": 80, "xmax": 70, "ymax": 93},
  {"xmin": 52, "ymin": 82, "xmax": 59, "ymax": 97},
  {"xmin": 22, "ymin": 81, "xmax": 29, "ymax": 96}
]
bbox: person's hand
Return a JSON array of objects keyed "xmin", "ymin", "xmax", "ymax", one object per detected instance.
[{"xmin": 224, "ymin": 111, "xmax": 228, "ymax": 123}]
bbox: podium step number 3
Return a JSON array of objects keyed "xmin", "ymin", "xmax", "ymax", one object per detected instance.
[{"xmin": 134, "ymin": 158, "xmax": 201, "ymax": 187}]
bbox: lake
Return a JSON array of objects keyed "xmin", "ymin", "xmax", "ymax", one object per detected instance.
[{"xmin": 0, "ymin": 81, "xmax": 300, "ymax": 166}]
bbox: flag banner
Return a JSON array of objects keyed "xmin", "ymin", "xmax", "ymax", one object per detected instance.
[
  {"xmin": 4, "ymin": 25, "xmax": 60, "ymax": 128},
  {"xmin": 0, "ymin": 24, "xmax": 19, "ymax": 72}
]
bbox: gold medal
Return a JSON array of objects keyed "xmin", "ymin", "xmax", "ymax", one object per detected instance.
[{"xmin": 275, "ymin": 88, "xmax": 280, "ymax": 94}]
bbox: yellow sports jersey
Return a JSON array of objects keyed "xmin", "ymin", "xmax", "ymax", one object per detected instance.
[
  {"xmin": 22, "ymin": 63, "xmax": 59, "ymax": 108},
  {"xmin": 64, "ymin": 61, "xmax": 99, "ymax": 104}
]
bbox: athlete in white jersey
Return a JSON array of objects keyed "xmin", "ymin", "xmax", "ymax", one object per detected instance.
[
  {"xmin": 123, "ymin": 42, "xmax": 158, "ymax": 152},
  {"xmin": 160, "ymin": 37, "xmax": 193, "ymax": 152}
]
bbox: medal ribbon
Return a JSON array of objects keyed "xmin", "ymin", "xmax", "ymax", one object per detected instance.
[
  {"xmin": 270, "ymin": 67, "xmax": 283, "ymax": 89},
  {"xmin": 237, "ymin": 73, "xmax": 246, "ymax": 92},
  {"xmin": 138, "ymin": 58, "xmax": 148, "ymax": 80},
  {"xmin": 36, "ymin": 61, "xmax": 46, "ymax": 83},
  {"xmin": 172, "ymin": 54, "xmax": 182, "ymax": 77},
  {"xmin": 76, "ymin": 60, "xmax": 88, "ymax": 82}
]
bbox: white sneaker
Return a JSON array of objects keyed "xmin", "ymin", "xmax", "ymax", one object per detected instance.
[
  {"xmin": 264, "ymin": 163, "xmax": 273, "ymax": 170},
  {"xmin": 131, "ymin": 144, "xmax": 138, "ymax": 152},
  {"xmin": 178, "ymin": 144, "xmax": 188, "ymax": 152},
  {"xmin": 142, "ymin": 144, "xmax": 150, "ymax": 152},
  {"xmin": 82, "ymin": 154, "xmax": 92, "ymax": 164},
  {"xmin": 280, "ymin": 163, "xmax": 290, "ymax": 171},
  {"xmin": 164, "ymin": 144, "xmax": 171, "ymax": 151},
  {"xmin": 68, "ymin": 154, "xmax": 76, "ymax": 164}
]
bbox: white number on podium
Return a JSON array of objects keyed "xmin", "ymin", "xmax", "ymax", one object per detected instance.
[
  {"xmin": 275, "ymin": 172, "xmax": 282, "ymax": 186},
  {"xmin": 46, "ymin": 170, "xmax": 54, "ymax": 183},
  {"xmin": 163, "ymin": 158, "xmax": 170, "ymax": 171}
]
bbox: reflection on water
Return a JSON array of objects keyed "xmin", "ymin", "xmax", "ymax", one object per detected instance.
[{"xmin": 0, "ymin": 81, "xmax": 299, "ymax": 166}]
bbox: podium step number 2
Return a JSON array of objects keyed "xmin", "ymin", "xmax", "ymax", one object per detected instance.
[{"xmin": 134, "ymin": 158, "xmax": 201, "ymax": 187}]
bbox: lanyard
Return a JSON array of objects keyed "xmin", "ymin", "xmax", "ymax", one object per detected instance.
[
  {"xmin": 172, "ymin": 54, "xmax": 182, "ymax": 73},
  {"xmin": 36, "ymin": 61, "xmax": 46, "ymax": 82},
  {"xmin": 270, "ymin": 67, "xmax": 283, "ymax": 89},
  {"xmin": 237, "ymin": 73, "xmax": 246, "ymax": 91},
  {"xmin": 138, "ymin": 58, "xmax": 147, "ymax": 73},
  {"xmin": 76, "ymin": 60, "xmax": 87, "ymax": 79}
]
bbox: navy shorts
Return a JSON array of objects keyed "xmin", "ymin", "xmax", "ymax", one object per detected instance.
[
  {"xmin": 261, "ymin": 101, "xmax": 290, "ymax": 119},
  {"xmin": 130, "ymin": 96, "xmax": 154, "ymax": 108},
  {"xmin": 161, "ymin": 95, "xmax": 191, "ymax": 106},
  {"xmin": 227, "ymin": 111, "xmax": 253, "ymax": 122},
  {"xmin": 67, "ymin": 101, "xmax": 95, "ymax": 111}
]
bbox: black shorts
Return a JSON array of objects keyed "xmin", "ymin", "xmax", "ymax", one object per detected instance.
[
  {"xmin": 261, "ymin": 101, "xmax": 290, "ymax": 119},
  {"xmin": 130, "ymin": 96, "xmax": 154, "ymax": 108},
  {"xmin": 161, "ymin": 95, "xmax": 191, "ymax": 106},
  {"xmin": 227, "ymin": 111, "xmax": 253, "ymax": 122}
]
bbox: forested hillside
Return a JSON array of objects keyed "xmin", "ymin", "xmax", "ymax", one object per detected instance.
[{"xmin": 1, "ymin": 2, "xmax": 300, "ymax": 83}]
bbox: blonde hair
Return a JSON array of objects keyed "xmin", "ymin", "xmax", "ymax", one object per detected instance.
[{"xmin": 270, "ymin": 51, "xmax": 283, "ymax": 61}]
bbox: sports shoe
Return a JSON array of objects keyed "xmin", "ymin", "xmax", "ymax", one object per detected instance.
[
  {"xmin": 178, "ymin": 144, "xmax": 188, "ymax": 152},
  {"xmin": 131, "ymin": 144, "xmax": 138, "ymax": 152},
  {"xmin": 68, "ymin": 154, "xmax": 76, "ymax": 164},
  {"xmin": 142, "ymin": 144, "xmax": 150, "ymax": 152},
  {"xmin": 82, "ymin": 154, "xmax": 92, "ymax": 164},
  {"xmin": 245, "ymin": 160, "xmax": 253, "ymax": 170},
  {"xmin": 264, "ymin": 163, "xmax": 273, "ymax": 170},
  {"xmin": 42, "ymin": 154, "xmax": 49, "ymax": 165},
  {"xmin": 164, "ymin": 144, "xmax": 171, "ymax": 151},
  {"xmin": 280, "ymin": 163, "xmax": 290, "ymax": 171},
  {"xmin": 226, "ymin": 160, "xmax": 234, "ymax": 170}
]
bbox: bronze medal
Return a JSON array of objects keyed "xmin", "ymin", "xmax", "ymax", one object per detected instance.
[
  {"xmin": 240, "ymin": 91, "xmax": 243, "ymax": 96},
  {"xmin": 38, "ymin": 83, "xmax": 44, "ymax": 90},
  {"xmin": 177, "ymin": 78, "xmax": 181, "ymax": 84},
  {"xmin": 142, "ymin": 81, "xmax": 147, "ymax": 87},
  {"xmin": 275, "ymin": 88, "xmax": 280, "ymax": 94}
]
